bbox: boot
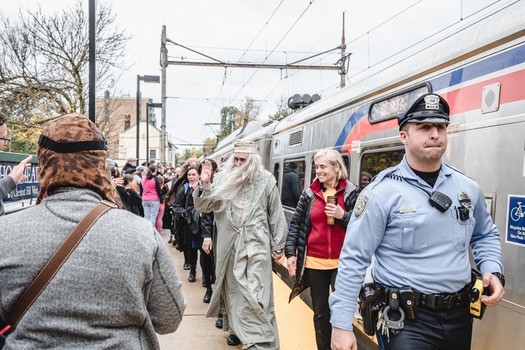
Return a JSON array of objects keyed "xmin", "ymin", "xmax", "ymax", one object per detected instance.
[
  {"xmin": 203, "ymin": 289, "xmax": 212, "ymax": 303},
  {"xmin": 215, "ymin": 314, "xmax": 223, "ymax": 329},
  {"xmin": 227, "ymin": 334, "xmax": 240, "ymax": 346},
  {"xmin": 188, "ymin": 265, "xmax": 196, "ymax": 282}
]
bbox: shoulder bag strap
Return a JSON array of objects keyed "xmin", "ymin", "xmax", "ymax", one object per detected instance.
[{"xmin": 9, "ymin": 200, "xmax": 116, "ymax": 330}]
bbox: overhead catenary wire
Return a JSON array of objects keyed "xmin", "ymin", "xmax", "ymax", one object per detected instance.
[
  {"xmin": 175, "ymin": 0, "xmax": 288, "ymax": 140},
  {"xmin": 227, "ymin": 0, "xmax": 317, "ymax": 105},
  {"xmin": 164, "ymin": 0, "xmax": 501, "ymax": 150}
]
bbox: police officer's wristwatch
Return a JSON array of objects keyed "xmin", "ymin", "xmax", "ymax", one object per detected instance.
[{"xmin": 491, "ymin": 272, "xmax": 506, "ymax": 287}]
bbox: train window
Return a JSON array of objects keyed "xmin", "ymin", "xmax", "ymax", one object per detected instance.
[
  {"xmin": 359, "ymin": 149, "xmax": 404, "ymax": 189},
  {"xmin": 281, "ymin": 160, "xmax": 305, "ymax": 209}
]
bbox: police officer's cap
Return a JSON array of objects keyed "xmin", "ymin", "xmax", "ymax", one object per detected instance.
[{"xmin": 398, "ymin": 93, "xmax": 450, "ymax": 129}]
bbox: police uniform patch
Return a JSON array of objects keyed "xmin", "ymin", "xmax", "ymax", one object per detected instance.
[{"xmin": 354, "ymin": 193, "xmax": 370, "ymax": 220}]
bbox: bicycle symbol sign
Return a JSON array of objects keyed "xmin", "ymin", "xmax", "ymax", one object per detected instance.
[
  {"xmin": 510, "ymin": 202, "xmax": 525, "ymax": 221},
  {"xmin": 507, "ymin": 195, "xmax": 525, "ymax": 247}
]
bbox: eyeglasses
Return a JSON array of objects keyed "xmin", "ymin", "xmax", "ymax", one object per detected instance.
[{"xmin": 0, "ymin": 137, "xmax": 11, "ymax": 144}]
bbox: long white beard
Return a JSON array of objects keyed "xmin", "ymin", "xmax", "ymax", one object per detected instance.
[{"xmin": 211, "ymin": 155, "xmax": 261, "ymax": 212}]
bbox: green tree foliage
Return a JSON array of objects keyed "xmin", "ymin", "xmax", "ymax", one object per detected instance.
[
  {"xmin": 182, "ymin": 147, "xmax": 204, "ymax": 161},
  {"xmin": 236, "ymin": 97, "xmax": 260, "ymax": 128},
  {"xmin": 218, "ymin": 97, "xmax": 261, "ymax": 142},
  {"xmin": 219, "ymin": 106, "xmax": 238, "ymax": 141},
  {"xmin": 0, "ymin": 0, "xmax": 130, "ymax": 153},
  {"xmin": 202, "ymin": 137, "xmax": 217, "ymax": 156}
]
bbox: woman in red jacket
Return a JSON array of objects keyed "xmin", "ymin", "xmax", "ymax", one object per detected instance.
[{"xmin": 285, "ymin": 149, "xmax": 358, "ymax": 350}]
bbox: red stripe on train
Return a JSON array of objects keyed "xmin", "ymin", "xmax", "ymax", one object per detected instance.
[{"xmin": 341, "ymin": 68, "xmax": 525, "ymax": 154}]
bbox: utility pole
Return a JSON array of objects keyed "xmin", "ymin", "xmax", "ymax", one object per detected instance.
[
  {"xmin": 340, "ymin": 12, "xmax": 347, "ymax": 88},
  {"xmin": 88, "ymin": 0, "xmax": 96, "ymax": 122},
  {"xmin": 160, "ymin": 25, "xmax": 168, "ymax": 164}
]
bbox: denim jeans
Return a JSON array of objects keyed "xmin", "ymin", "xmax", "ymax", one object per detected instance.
[{"xmin": 142, "ymin": 200, "xmax": 160, "ymax": 227}]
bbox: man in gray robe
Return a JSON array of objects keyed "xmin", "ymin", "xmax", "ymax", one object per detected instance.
[{"xmin": 194, "ymin": 139, "xmax": 287, "ymax": 350}]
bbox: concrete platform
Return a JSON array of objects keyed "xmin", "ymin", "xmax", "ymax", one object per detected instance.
[
  {"xmin": 157, "ymin": 230, "xmax": 237, "ymax": 349},
  {"xmin": 156, "ymin": 229, "xmax": 316, "ymax": 349}
]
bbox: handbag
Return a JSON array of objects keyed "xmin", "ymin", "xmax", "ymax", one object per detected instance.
[{"xmin": 0, "ymin": 200, "xmax": 115, "ymax": 347}]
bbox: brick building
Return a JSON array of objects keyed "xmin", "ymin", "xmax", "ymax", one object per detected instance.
[{"xmin": 95, "ymin": 92, "xmax": 175, "ymax": 166}]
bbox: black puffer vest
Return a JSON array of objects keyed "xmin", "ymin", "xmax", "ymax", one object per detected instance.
[{"xmin": 285, "ymin": 179, "xmax": 358, "ymax": 301}]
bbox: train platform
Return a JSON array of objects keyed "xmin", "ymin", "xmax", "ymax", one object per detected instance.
[{"xmin": 156, "ymin": 230, "xmax": 316, "ymax": 350}]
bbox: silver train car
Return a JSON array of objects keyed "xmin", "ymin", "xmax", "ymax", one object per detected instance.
[{"xmin": 208, "ymin": 1, "xmax": 525, "ymax": 348}]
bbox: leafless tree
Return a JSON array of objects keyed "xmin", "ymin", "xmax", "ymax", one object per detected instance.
[
  {"xmin": 0, "ymin": 0, "xmax": 130, "ymax": 152},
  {"xmin": 236, "ymin": 97, "xmax": 260, "ymax": 128},
  {"xmin": 269, "ymin": 96, "xmax": 293, "ymax": 121}
]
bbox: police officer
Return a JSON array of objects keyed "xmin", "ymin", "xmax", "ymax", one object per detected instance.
[{"xmin": 329, "ymin": 93, "xmax": 505, "ymax": 350}]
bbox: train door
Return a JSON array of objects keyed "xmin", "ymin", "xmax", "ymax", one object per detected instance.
[{"xmin": 279, "ymin": 158, "xmax": 307, "ymax": 222}]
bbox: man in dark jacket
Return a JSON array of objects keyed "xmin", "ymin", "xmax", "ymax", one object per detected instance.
[
  {"xmin": 281, "ymin": 162, "xmax": 302, "ymax": 207},
  {"xmin": 122, "ymin": 157, "xmax": 138, "ymax": 175}
]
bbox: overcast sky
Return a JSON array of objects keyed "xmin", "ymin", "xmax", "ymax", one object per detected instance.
[{"xmin": 1, "ymin": 0, "xmax": 500, "ymax": 152}]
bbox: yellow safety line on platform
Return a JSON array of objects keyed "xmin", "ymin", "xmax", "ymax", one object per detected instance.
[{"xmin": 273, "ymin": 273, "xmax": 316, "ymax": 350}]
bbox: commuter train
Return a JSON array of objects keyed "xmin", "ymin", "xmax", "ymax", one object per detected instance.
[{"xmin": 207, "ymin": 1, "xmax": 525, "ymax": 348}]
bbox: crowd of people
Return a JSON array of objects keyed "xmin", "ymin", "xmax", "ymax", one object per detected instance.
[{"xmin": 0, "ymin": 93, "xmax": 507, "ymax": 350}]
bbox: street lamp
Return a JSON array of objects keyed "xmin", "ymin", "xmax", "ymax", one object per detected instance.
[
  {"xmin": 136, "ymin": 75, "xmax": 160, "ymax": 162},
  {"xmin": 146, "ymin": 102, "xmax": 162, "ymax": 163}
]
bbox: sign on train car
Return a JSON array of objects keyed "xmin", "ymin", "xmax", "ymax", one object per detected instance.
[
  {"xmin": 0, "ymin": 152, "xmax": 39, "ymax": 214},
  {"xmin": 506, "ymin": 194, "xmax": 525, "ymax": 247}
]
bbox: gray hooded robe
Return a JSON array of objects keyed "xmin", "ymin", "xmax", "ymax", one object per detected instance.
[{"xmin": 194, "ymin": 169, "xmax": 287, "ymax": 349}]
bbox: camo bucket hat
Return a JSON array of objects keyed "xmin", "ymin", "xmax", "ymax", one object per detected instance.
[{"xmin": 36, "ymin": 113, "xmax": 120, "ymax": 206}]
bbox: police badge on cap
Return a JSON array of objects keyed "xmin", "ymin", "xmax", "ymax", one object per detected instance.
[{"xmin": 398, "ymin": 93, "xmax": 450, "ymax": 129}]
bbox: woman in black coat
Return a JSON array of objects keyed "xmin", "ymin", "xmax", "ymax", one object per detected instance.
[
  {"xmin": 285, "ymin": 149, "xmax": 358, "ymax": 350},
  {"xmin": 171, "ymin": 166, "xmax": 200, "ymax": 282}
]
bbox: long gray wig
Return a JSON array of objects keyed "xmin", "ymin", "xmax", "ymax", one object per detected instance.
[{"xmin": 209, "ymin": 152, "xmax": 262, "ymax": 212}]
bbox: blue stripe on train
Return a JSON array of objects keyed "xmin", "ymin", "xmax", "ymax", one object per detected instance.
[
  {"xmin": 334, "ymin": 42, "xmax": 525, "ymax": 150},
  {"xmin": 430, "ymin": 43, "xmax": 525, "ymax": 91}
]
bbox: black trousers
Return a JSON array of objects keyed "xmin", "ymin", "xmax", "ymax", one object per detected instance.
[
  {"xmin": 378, "ymin": 305, "xmax": 473, "ymax": 350},
  {"xmin": 187, "ymin": 247, "xmax": 198, "ymax": 272},
  {"xmin": 303, "ymin": 268, "xmax": 338, "ymax": 350},
  {"xmin": 200, "ymin": 248, "xmax": 215, "ymax": 289}
]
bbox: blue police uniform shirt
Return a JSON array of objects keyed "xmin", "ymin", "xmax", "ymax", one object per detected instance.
[{"xmin": 329, "ymin": 156, "xmax": 503, "ymax": 331}]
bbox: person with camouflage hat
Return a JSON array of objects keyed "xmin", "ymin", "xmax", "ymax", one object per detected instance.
[{"xmin": 0, "ymin": 114, "xmax": 186, "ymax": 349}]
